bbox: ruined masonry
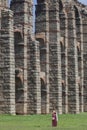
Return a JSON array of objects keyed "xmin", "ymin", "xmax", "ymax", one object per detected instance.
[{"xmin": 0, "ymin": 0, "xmax": 87, "ymax": 115}]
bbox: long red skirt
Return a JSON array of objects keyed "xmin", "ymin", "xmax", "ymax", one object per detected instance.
[{"xmin": 52, "ymin": 120, "xmax": 57, "ymax": 127}]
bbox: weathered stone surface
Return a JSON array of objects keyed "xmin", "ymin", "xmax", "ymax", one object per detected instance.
[
  {"xmin": 0, "ymin": 0, "xmax": 87, "ymax": 115},
  {"xmin": 0, "ymin": 9, "xmax": 15, "ymax": 115}
]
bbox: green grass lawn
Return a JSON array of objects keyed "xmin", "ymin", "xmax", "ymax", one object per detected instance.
[{"xmin": 0, "ymin": 113, "xmax": 87, "ymax": 130}]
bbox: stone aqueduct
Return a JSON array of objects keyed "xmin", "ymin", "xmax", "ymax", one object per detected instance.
[{"xmin": 0, "ymin": 0, "xmax": 87, "ymax": 114}]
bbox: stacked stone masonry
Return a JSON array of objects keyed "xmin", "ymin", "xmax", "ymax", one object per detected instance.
[{"xmin": 0, "ymin": 0, "xmax": 87, "ymax": 114}]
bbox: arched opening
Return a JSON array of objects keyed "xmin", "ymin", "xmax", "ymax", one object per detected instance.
[
  {"xmin": 59, "ymin": 0, "xmax": 63, "ymax": 12},
  {"xmin": 41, "ymin": 78, "xmax": 47, "ymax": 114},
  {"xmin": 60, "ymin": 40, "xmax": 65, "ymax": 80},
  {"xmin": 74, "ymin": 5, "xmax": 80, "ymax": 18},
  {"xmin": 78, "ymin": 82, "xmax": 82, "ymax": 112},
  {"xmin": 36, "ymin": 38, "xmax": 46, "ymax": 72},
  {"xmin": 37, "ymin": 0, "xmax": 45, "ymax": 3},
  {"xmin": 15, "ymin": 68, "xmax": 24, "ymax": 115},
  {"xmin": 60, "ymin": 41, "xmax": 65, "ymax": 52},
  {"xmin": 14, "ymin": 31, "xmax": 23, "ymax": 45},
  {"xmin": 60, "ymin": 40, "xmax": 66, "ymax": 113},
  {"xmin": 62, "ymin": 81, "xmax": 66, "ymax": 113}
]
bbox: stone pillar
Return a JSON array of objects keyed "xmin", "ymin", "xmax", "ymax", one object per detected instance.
[
  {"xmin": 27, "ymin": 40, "xmax": 41, "ymax": 114},
  {"xmin": 23, "ymin": 0, "xmax": 33, "ymax": 115},
  {"xmin": 26, "ymin": 1, "xmax": 41, "ymax": 114},
  {"xmin": 49, "ymin": 1, "xmax": 62, "ymax": 114},
  {"xmin": 59, "ymin": 11, "xmax": 68, "ymax": 113},
  {"xmin": 80, "ymin": 18, "xmax": 84, "ymax": 113},
  {"xmin": 45, "ymin": 3, "xmax": 50, "ymax": 114},
  {"xmin": 0, "ymin": 6, "xmax": 2, "ymax": 114},
  {"xmin": 82, "ymin": 16, "xmax": 87, "ymax": 112},
  {"xmin": 10, "ymin": 0, "xmax": 33, "ymax": 114},
  {"xmin": 0, "ymin": 10, "xmax": 15, "ymax": 114},
  {"xmin": 75, "ymin": 11, "xmax": 84, "ymax": 112},
  {"xmin": 67, "ymin": 10, "xmax": 79, "ymax": 113},
  {"xmin": 35, "ymin": 1, "xmax": 50, "ymax": 114}
]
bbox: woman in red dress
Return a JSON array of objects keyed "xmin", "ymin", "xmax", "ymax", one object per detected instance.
[{"xmin": 52, "ymin": 110, "xmax": 58, "ymax": 127}]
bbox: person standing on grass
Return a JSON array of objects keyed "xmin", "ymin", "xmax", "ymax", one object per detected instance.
[{"xmin": 52, "ymin": 110, "xmax": 58, "ymax": 127}]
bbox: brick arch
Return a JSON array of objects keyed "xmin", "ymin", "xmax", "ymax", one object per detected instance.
[{"xmin": 35, "ymin": 32, "xmax": 45, "ymax": 41}]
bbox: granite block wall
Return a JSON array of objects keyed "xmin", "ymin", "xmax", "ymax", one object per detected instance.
[{"xmin": 0, "ymin": 9, "xmax": 15, "ymax": 114}]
